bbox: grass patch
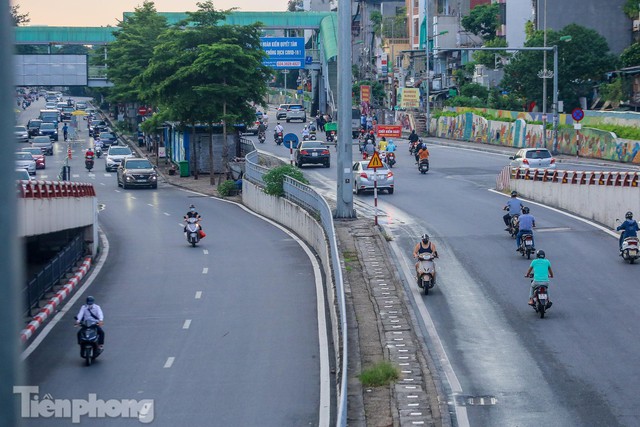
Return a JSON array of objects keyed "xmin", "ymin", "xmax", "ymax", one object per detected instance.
[{"xmin": 358, "ymin": 361, "xmax": 399, "ymax": 387}]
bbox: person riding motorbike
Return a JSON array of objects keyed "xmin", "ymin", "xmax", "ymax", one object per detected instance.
[
  {"xmin": 503, "ymin": 191, "xmax": 524, "ymax": 229},
  {"xmin": 525, "ymin": 250, "xmax": 554, "ymax": 306},
  {"xmin": 413, "ymin": 234, "xmax": 439, "ymax": 284},
  {"xmin": 516, "ymin": 206, "xmax": 535, "ymax": 251},
  {"xmin": 616, "ymin": 211, "xmax": 639, "ymax": 251},
  {"xmin": 417, "ymin": 144, "xmax": 430, "ymax": 166},
  {"xmin": 378, "ymin": 137, "xmax": 388, "ymax": 152},
  {"xmin": 257, "ymin": 121, "xmax": 267, "ymax": 137},
  {"xmin": 273, "ymin": 122, "xmax": 284, "ymax": 139},
  {"xmin": 302, "ymin": 125, "xmax": 310, "ymax": 139},
  {"xmin": 184, "ymin": 204, "xmax": 203, "ymax": 233},
  {"xmin": 75, "ymin": 296, "xmax": 105, "ymax": 349},
  {"xmin": 85, "ymin": 147, "xmax": 95, "ymax": 161},
  {"xmin": 386, "ymin": 139, "xmax": 397, "ymax": 152},
  {"xmin": 63, "ymin": 123, "xmax": 69, "ymax": 141}
]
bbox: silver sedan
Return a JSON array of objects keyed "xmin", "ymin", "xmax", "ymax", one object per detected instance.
[{"xmin": 352, "ymin": 160, "xmax": 394, "ymax": 194}]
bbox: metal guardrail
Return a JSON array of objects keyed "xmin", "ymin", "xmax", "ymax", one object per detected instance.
[
  {"xmin": 24, "ymin": 234, "xmax": 83, "ymax": 317},
  {"xmin": 244, "ymin": 143, "xmax": 348, "ymax": 427}
]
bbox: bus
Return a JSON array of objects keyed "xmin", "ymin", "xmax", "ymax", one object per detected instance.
[{"xmin": 352, "ymin": 107, "xmax": 361, "ymax": 138}]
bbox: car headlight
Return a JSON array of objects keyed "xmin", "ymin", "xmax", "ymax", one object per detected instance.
[
  {"xmin": 150, "ymin": 175, "xmax": 157, "ymax": 181},
  {"xmin": 125, "ymin": 174, "xmax": 134, "ymax": 182}
]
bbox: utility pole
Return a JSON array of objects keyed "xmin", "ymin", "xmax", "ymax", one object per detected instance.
[
  {"xmin": 541, "ymin": 0, "xmax": 548, "ymax": 148},
  {"xmin": 334, "ymin": 0, "xmax": 355, "ymax": 219},
  {"xmin": 425, "ymin": 0, "xmax": 430, "ymax": 136}
]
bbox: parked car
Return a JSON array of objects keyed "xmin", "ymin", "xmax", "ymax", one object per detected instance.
[
  {"xmin": 117, "ymin": 158, "xmax": 158, "ymax": 189},
  {"xmin": 38, "ymin": 122, "xmax": 59, "ymax": 141},
  {"xmin": 15, "ymin": 152, "xmax": 36, "ymax": 175},
  {"xmin": 285, "ymin": 104, "xmax": 306, "ymax": 123},
  {"xmin": 276, "ymin": 104, "xmax": 290, "ymax": 120},
  {"xmin": 31, "ymin": 135, "xmax": 54, "ymax": 155},
  {"xmin": 352, "ymin": 160, "xmax": 394, "ymax": 194},
  {"xmin": 14, "ymin": 125, "xmax": 29, "ymax": 142},
  {"xmin": 99, "ymin": 131, "xmax": 118, "ymax": 148},
  {"xmin": 294, "ymin": 141, "xmax": 331, "ymax": 168},
  {"xmin": 509, "ymin": 148, "xmax": 556, "ymax": 170},
  {"xmin": 105, "ymin": 145, "xmax": 134, "ymax": 172},
  {"xmin": 21, "ymin": 147, "xmax": 46, "ymax": 169},
  {"xmin": 15, "ymin": 168, "xmax": 32, "ymax": 181},
  {"xmin": 27, "ymin": 119, "xmax": 43, "ymax": 137}
]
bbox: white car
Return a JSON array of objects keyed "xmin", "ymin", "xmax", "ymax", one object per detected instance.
[
  {"xmin": 285, "ymin": 104, "xmax": 306, "ymax": 122},
  {"xmin": 15, "ymin": 152, "xmax": 36, "ymax": 176},
  {"xmin": 509, "ymin": 148, "xmax": 557, "ymax": 170},
  {"xmin": 14, "ymin": 125, "xmax": 29, "ymax": 142},
  {"xmin": 352, "ymin": 160, "xmax": 394, "ymax": 194},
  {"xmin": 105, "ymin": 146, "xmax": 134, "ymax": 172},
  {"xmin": 15, "ymin": 168, "xmax": 32, "ymax": 181}
]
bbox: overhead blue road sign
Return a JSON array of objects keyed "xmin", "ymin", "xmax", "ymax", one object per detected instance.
[
  {"xmin": 261, "ymin": 37, "xmax": 305, "ymax": 70},
  {"xmin": 283, "ymin": 133, "xmax": 299, "ymax": 149}
]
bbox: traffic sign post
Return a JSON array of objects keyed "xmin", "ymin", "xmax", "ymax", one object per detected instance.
[
  {"xmin": 283, "ymin": 133, "xmax": 299, "ymax": 165},
  {"xmin": 367, "ymin": 152, "xmax": 384, "ymax": 225}
]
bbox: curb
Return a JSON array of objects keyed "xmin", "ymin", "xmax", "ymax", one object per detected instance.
[{"xmin": 20, "ymin": 257, "xmax": 92, "ymax": 343}]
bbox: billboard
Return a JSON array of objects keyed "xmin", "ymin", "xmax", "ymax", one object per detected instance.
[
  {"xmin": 261, "ymin": 37, "xmax": 305, "ymax": 69},
  {"xmin": 399, "ymin": 88, "xmax": 420, "ymax": 109},
  {"xmin": 377, "ymin": 125, "xmax": 402, "ymax": 138},
  {"xmin": 360, "ymin": 85, "xmax": 371, "ymax": 103},
  {"xmin": 14, "ymin": 54, "xmax": 88, "ymax": 86}
]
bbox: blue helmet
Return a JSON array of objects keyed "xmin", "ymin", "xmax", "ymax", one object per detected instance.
[{"xmin": 86, "ymin": 296, "xmax": 95, "ymax": 305}]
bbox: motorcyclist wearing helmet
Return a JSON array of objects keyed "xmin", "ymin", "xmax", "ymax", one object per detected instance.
[
  {"xmin": 302, "ymin": 125, "xmax": 310, "ymax": 139},
  {"xmin": 525, "ymin": 250, "xmax": 554, "ymax": 306},
  {"xmin": 257, "ymin": 121, "xmax": 267, "ymax": 135},
  {"xmin": 516, "ymin": 206, "xmax": 535, "ymax": 251},
  {"xmin": 75, "ymin": 296, "xmax": 105, "ymax": 349},
  {"xmin": 273, "ymin": 122, "xmax": 284, "ymax": 141},
  {"xmin": 413, "ymin": 234, "xmax": 439, "ymax": 284},
  {"xmin": 378, "ymin": 137, "xmax": 388, "ymax": 152},
  {"xmin": 183, "ymin": 204, "xmax": 203, "ymax": 233},
  {"xmin": 386, "ymin": 139, "xmax": 397, "ymax": 153},
  {"xmin": 616, "ymin": 211, "xmax": 639, "ymax": 251},
  {"xmin": 503, "ymin": 191, "xmax": 524, "ymax": 229}
]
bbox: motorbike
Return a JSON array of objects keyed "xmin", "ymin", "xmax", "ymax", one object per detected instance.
[
  {"xmin": 95, "ymin": 146, "xmax": 102, "ymax": 158},
  {"xmin": 528, "ymin": 277, "xmax": 552, "ymax": 318},
  {"xmin": 416, "ymin": 253, "xmax": 436, "ymax": 295},
  {"xmin": 85, "ymin": 156, "xmax": 94, "ymax": 171},
  {"xmin": 309, "ymin": 131, "xmax": 317, "ymax": 140},
  {"xmin": 274, "ymin": 131, "xmax": 283, "ymax": 145},
  {"xmin": 185, "ymin": 217, "xmax": 201, "ymax": 247},
  {"xmin": 418, "ymin": 158, "xmax": 430, "ymax": 174},
  {"xmin": 258, "ymin": 132, "xmax": 266, "ymax": 144},
  {"xmin": 75, "ymin": 319, "xmax": 102, "ymax": 366},
  {"xmin": 620, "ymin": 236, "xmax": 639, "ymax": 264},
  {"xmin": 386, "ymin": 152, "xmax": 396, "ymax": 168},
  {"xmin": 326, "ymin": 131, "xmax": 336, "ymax": 143},
  {"xmin": 302, "ymin": 133, "xmax": 311, "ymax": 141},
  {"xmin": 505, "ymin": 213, "xmax": 520, "ymax": 238},
  {"xmin": 518, "ymin": 232, "xmax": 535, "ymax": 259}
]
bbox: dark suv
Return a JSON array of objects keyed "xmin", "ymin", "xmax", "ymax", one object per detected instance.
[
  {"xmin": 27, "ymin": 119, "xmax": 43, "ymax": 137},
  {"xmin": 117, "ymin": 158, "xmax": 158, "ymax": 189}
]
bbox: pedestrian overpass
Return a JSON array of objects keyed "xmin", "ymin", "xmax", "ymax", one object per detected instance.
[{"xmin": 14, "ymin": 11, "xmax": 339, "ymax": 109}]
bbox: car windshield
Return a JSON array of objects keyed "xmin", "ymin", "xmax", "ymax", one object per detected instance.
[
  {"xmin": 22, "ymin": 148, "xmax": 40, "ymax": 155},
  {"xmin": 125, "ymin": 160, "xmax": 152, "ymax": 169},
  {"xmin": 100, "ymin": 133, "xmax": 115, "ymax": 139},
  {"xmin": 278, "ymin": 104, "xmax": 289, "ymax": 109},
  {"xmin": 289, "ymin": 105, "xmax": 304, "ymax": 110},
  {"xmin": 40, "ymin": 123, "xmax": 55, "ymax": 130},
  {"xmin": 15, "ymin": 126, "xmax": 27, "ymax": 132},
  {"xmin": 526, "ymin": 150, "xmax": 551, "ymax": 159},
  {"xmin": 32, "ymin": 136, "xmax": 50, "ymax": 142},
  {"xmin": 109, "ymin": 147, "xmax": 131, "ymax": 155},
  {"xmin": 16, "ymin": 153, "xmax": 32, "ymax": 160},
  {"xmin": 300, "ymin": 142, "xmax": 326, "ymax": 149},
  {"xmin": 28, "ymin": 121, "xmax": 42, "ymax": 128},
  {"xmin": 15, "ymin": 170, "xmax": 30, "ymax": 180}
]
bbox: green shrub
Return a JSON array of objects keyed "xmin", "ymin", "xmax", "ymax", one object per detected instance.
[
  {"xmin": 358, "ymin": 361, "xmax": 399, "ymax": 387},
  {"xmin": 263, "ymin": 165, "xmax": 308, "ymax": 197},
  {"xmin": 218, "ymin": 180, "xmax": 238, "ymax": 197},
  {"xmin": 589, "ymin": 123, "xmax": 640, "ymax": 140}
]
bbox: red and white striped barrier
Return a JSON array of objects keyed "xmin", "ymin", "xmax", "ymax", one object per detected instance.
[
  {"xmin": 20, "ymin": 257, "xmax": 92, "ymax": 343},
  {"xmin": 17, "ymin": 180, "xmax": 96, "ymax": 199},
  {"xmin": 510, "ymin": 168, "xmax": 639, "ymax": 187}
]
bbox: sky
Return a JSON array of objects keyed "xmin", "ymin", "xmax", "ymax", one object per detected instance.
[{"xmin": 13, "ymin": 0, "xmax": 290, "ymax": 26}]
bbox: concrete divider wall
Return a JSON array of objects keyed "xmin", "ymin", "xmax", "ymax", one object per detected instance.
[{"xmin": 511, "ymin": 174, "xmax": 640, "ymax": 229}]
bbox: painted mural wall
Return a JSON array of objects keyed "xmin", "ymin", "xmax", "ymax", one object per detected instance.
[{"xmin": 434, "ymin": 111, "xmax": 640, "ymax": 164}]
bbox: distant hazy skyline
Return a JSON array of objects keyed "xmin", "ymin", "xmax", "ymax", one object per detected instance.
[{"xmin": 13, "ymin": 0, "xmax": 290, "ymax": 26}]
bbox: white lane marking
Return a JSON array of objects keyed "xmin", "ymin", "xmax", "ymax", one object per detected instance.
[
  {"xmin": 99, "ymin": 182, "xmax": 105, "ymax": 186},
  {"xmin": 72, "ymin": 174, "xmax": 80, "ymax": 178},
  {"xmin": 147, "ymin": 203, "xmax": 154, "ymax": 207},
  {"xmin": 130, "ymin": 196, "xmax": 137, "ymax": 200},
  {"xmin": 203, "ymin": 249, "xmax": 209, "ymax": 255},
  {"xmin": 163, "ymin": 357, "xmax": 175, "ymax": 368},
  {"xmin": 202, "ymin": 267, "xmax": 208, "ymax": 274},
  {"xmin": 537, "ymin": 227, "xmax": 571, "ymax": 233},
  {"xmin": 22, "ymin": 230, "xmax": 110, "ymax": 360},
  {"xmin": 195, "ymin": 291, "xmax": 202, "ymax": 299},
  {"xmin": 164, "ymin": 212, "xmax": 170, "ymax": 216},
  {"xmin": 114, "ymin": 190, "xmax": 120, "ymax": 193},
  {"xmin": 182, "ymin": 319, "xmax": 191, "ymax": 330},
  {"xmin": 488, "ymin": 189, "xmax": 619, "ymax": 238},
  {"xmin": 178, "ymin": 223, "xmax": 183, "ymax": 228}
]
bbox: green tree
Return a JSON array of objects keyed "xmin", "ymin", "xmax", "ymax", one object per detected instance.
[
  {"xmin": 11, "ymin": 5, "xmax": 29, "ymax": 26},
  {"xmin": 461, "ymin": 3, "xmax": 500, "ymax": 41},
  {"xmin": 621, "ymin": 42, "xmax": 640, "ymax": 67},
  {"xmin": 352, "ymin": 81, "xmax": 385, "ymax": 107},
  {"xmin": 105, "ymin": 1, "xmax": 169, "ymax": 104},
  {"xmin": 472, "ymin": 37, "xmax": 509, "ymax": 69},
  {"xmin": 623, "ymin": 0, "xmax": 640, "ymax": 18},
  {"xmin": 599, "ymin": 77, "xmax": 625, "ymax": 107},
  {"xmin": 460, "ymin": 83, "xmax": 488, "ymax": 99},
  {"xmin": 501, "ymin": 24, "xmax": 616, "ymax": 111}
]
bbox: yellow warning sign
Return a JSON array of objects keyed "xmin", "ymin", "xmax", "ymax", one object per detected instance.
[{"xmin": 367, "ymin": 151, "xmax": 384, "ymax": 169}]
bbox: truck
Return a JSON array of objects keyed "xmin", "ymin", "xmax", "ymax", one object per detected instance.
[{"xmin": 351, "ymin": 107, "xmax": 361, "ymax": 138}]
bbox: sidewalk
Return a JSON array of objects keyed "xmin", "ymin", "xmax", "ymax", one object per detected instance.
[{"xmin": 121, "ymin": 133, "xmax": 446, "ymax": 426}]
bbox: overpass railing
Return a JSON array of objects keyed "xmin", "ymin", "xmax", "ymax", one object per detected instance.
[
  {"xmin": 24, "ymin": 234, "xmax": 84, "ymax": 317},
  {"xmin": 243, "ymin": 140, "xmax": 348, "ymax": 427}
]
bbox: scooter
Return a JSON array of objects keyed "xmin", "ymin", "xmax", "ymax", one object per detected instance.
[
  {"xmin": 85, "ymin": 156, "xmax": 94, "ymax": 171},
  {"xmin": 528, "ymin": 277, "xmax": 552, "ymax": 318},
  {"xmin": 75, "ymin": 319, "xmax": 102, "ymax": 366},
  {"xmin": 505, "ymin": 213, "xmax": 520, "ymax": 239},
  {"xmin": 518, "ymin": 232, "xmax": 535, "ymax": 259},
  {"xmin": 418, "ymin": 158, "xmax": 429, "ymax": 174},
  {"xmin": 386, "ymin": 152, "xmax": 396, "ymax": 168},
  {"xmin": 326, "ymin": 131, "xmax": 336, "ymax": 143},
  {"xmin": 274, "ymin": 131, "xmax": 284, "ymax": 145},
  {"xmin": 309, "ymin": 131, "xmax": 317, "ymax": 140},
  {"xmin": 416, "ymin": 252, "xmax": 436, "ymax": 295},
  {"xmin": 258, "ymin": 132, "xmax": 266, "ymax": 144},
  {"xmin": 620, "ymin": 236, "xmax": 639, "ymax": 264},
  {"xmin": 95, "ymin": 146, "xmax": 102, "ymax": 158},
  {"xmin": 185, "ymin": 217, "xmax": 201, "ymax": 247}
]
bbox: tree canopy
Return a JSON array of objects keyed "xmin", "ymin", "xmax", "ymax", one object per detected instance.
[
  {"xmin": 11, "ymin": 5, "xmax": 30, "ymax": 26},
  {"xmin": 461, "ymin": 3, "xmax": 500, "ymax": 41}
]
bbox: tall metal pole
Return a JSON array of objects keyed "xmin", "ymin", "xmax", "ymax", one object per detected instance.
[
  {"xmin": 541, "ymin": 0, "xmax": 547, "ymax": 148},
  {"xmin": 552, "ymin": 45, "xmax": 559, "ymax": 154},
  {"xmin": 334, "ymin": 0, "xmax": 355, "ymax": 218},
  {"xmin": 425, "ymin": 0, "xmax": 430, "ymax": 136},
  {"xmin": 0, "ymin": 0, "xmax": 23, "ymax": 423}
]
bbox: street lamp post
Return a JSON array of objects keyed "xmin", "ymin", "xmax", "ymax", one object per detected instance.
[{"xmin": 425, "ymin": 0, "xmax": 430, "ymax": 136}]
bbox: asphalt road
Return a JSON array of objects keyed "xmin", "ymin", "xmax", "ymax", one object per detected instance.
[
  {"xmin": 261, "ymin": 109, "xmax": 640, "ymax": 427},
  {"xmin": 19, "ymin": 99, "xmax": 329, "ymax": 426}
]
